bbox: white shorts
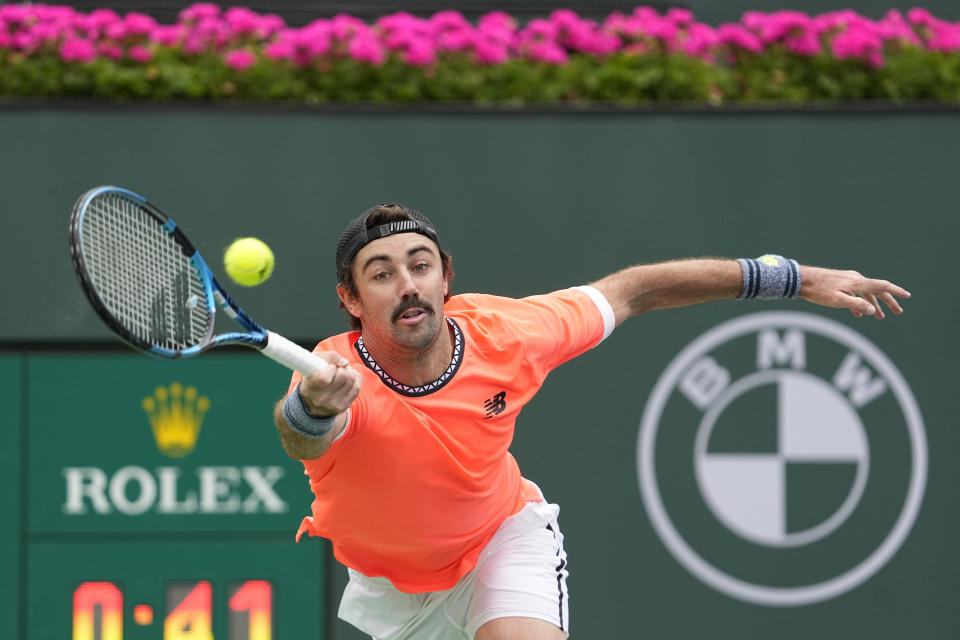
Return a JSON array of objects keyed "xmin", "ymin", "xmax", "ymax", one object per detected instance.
[{"xmin": 337, "ymin": 499, "xmax": 570, "ymax": 640}]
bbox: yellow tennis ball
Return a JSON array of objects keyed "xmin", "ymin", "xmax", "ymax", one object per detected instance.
[{"xmin": 224, "ymin": 237, "xmax": 274, "ymax": 287}]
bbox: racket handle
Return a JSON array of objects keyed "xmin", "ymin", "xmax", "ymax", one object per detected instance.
[{"xmin": 262, "ymin": 331, "xmax": 330, "ymax": 376}]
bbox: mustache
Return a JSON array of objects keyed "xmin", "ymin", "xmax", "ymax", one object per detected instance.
[{"xmin": 392, "ymin": 296, "xmax": 435, "ymax": 322}]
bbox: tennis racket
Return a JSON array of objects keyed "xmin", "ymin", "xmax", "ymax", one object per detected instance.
[{"xmin": 69, "ymin": 185, "xmax": 328, "ymax": 376}]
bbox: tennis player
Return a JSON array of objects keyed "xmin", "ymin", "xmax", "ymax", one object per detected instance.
[{"xmin": 273, "ymin": 204, "xmax": 909, "ymax": 640}]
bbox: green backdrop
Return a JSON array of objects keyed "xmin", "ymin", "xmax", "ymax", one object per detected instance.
[{"xmin": 1, "ymin": 104, "xmax": 957, "ymax": 638}]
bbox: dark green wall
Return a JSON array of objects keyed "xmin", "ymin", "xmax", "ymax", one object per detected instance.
[
  {"xmin": 2, "ymin": 106, "xmax": 957, "ymax": 343},
  {"xmin": 0, "ymin": 357, "xmax": 21, "ymax": 640},
  {"xmin": 1, "ymin": 105, "xmax": 957, "ymax": 639}
]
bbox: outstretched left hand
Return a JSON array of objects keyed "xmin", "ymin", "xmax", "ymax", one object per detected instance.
[{"xmin": 800, "ymin": 266, "xmax": 911, "ymax": 319}]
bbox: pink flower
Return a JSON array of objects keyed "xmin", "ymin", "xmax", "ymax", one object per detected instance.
[
  {"xmin": 194, "ymin": 16, "xmax": 224, "ymax": 39},
  {"xmin": 478, "ymin": 12, "xmax": 516, "ymax": 33},
  {"xmin": 430, "ymin": 11, "xmax": 471, "ymax": 32},
  {"xmin": 0, "ymin": 4, "xmax": 30, "ymax": 26},
  {"xmin": 928, "ymin": 27, "xmax": 960, "ymax": 53},
  {"xmin": 125, "ymin": 12, "xmax": 157, "ymax": 37},
  {"xmin": 549, "ymin": 9, "xmax": 582, "ymax": 30},
  {"xmin": 785, "ymin": 30, "xmax": 822, "ymax": 56},
  {"xmin": 179, "ymin": 3, "xmax": 221, "ymax": 24},
  {"xmin": 224, "ymin": 49, "xmax": 257, "ymax": 71},
  {"xmin": 182, "ymin": 36, "xmax": 206, "ymax": 55},
  {"xmin": 264, "ymin": 39, "xmax": 295, "ymax": 62},
  {"xmin": 331, "ymin": 14, "xmax": 366, "ymax": 41},
  {"xmin": 257, "ymin": 14, "xmax": 286, "ymax": 39},
  {"xmin": 105, "ymin": 22, "xmax": 128, "ymax": 41},
  {"xmin": 717, "ymin": 24, "xmax": 764, "ymax": 54},
  {"xmin": 527, "ymin": 41, "xmax": 568, "ymax": 64},
  {"xmin": 224, "ymin": 7, "xmax": 261, "ymax": 35},
  {"xmin": 31, "ymin": 23, "xmax": 62, "ymax": 46},
  {"xmin": 376, "ymin": 12, "xmax": 422, "ymax": 34},
  {"xmin": 473, "ymin": 38, "xmax": 508, "ymax": 65},
  {"xmin": 683, "ymin": 23, "xmax": 719, "ymax": 58},
  {"xmin": 522, "ymin": 18, "xmax": 558, "ymax": 41},
  {"xmin": 303, "ymin": 32, "xmax": 332, "ymax": 58},
  {"xmin": 643, "ymin": 18, "xmax": 678, "ymax": 44},
  {"xmin": 348, "ymin": 35, "xmax": 385, "ymax": 65},
  {"xmin": 906, "ymin": 8, "xmax": 935, "ymax": 27},
  {"xmin": 34, "ymin": 5, "xmax": 74, "ymax": 23},
  {"xmin": 479, "ymin": 25, "xmax": 515, "ymax": 48},
  {"xmin": 129, "ymin": 45, "xmax": 154, "ymax": 63},
  {"xmin": 436, "ymin": 28, "xmax": 475, "ymax": 53},
  {"xmin": 665, "ymin": 8, "xmax": 695, "ymax": 27},
  {"xmin": 98, "ymin": 42, "xmax": 124, "ymax": 61},
  {"xmin": 632, "ymin": 7, "xmax": 661, "ymax": 22},
  {"xmin": 60, "ymin": 38, "xmax": 97, "ymax": 63},
  {"xmin": 403, "ymin": 38, "xmax": 436, "ymax": 66},
  {"xmin": 150, "ymin": 25, "xmax": 184, "ymax": 47},
  {"xmin": 12, "ymin": 32, "xmax": 37, "ymax": 53},
  {"xmin": 744, "ymin": 10, "xmax": 815, "ymax": 45},
  {"xmin": 812, "ymin": 10, "xmax": 862, "ymax": 35},
  {"xmin": 88, "ymin": 9, "xmax": 121, "ymax": 29},
  {"xmin": 572, "ymin": 29, "xmax": 621, "ymax": 56},
  {"xmin": 875, "ymin": 11, "xmax": 922, "ymax": 47},
  {"xmin": 831, "ymin": 26, "xmax": 884, "ymax": 66},
  {"xmin": 384, "ymin": 29, "xmax": 416, "ymax": 52}
]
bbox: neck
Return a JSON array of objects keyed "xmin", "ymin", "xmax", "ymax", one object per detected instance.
[{"xmin": 361, "ymin": 319, "xmax": 454, "ymax": 386}]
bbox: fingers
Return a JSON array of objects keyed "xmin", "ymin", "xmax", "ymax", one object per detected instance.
[
  {"xmin": 316, "ymin": 351, "xmax": 351, "ymax": 369},
  {"xmin": 848, "ymin": 294, "xmax": 876, "ymax": 318},
  {"xmin": 873, "ymin": 279, "xmax": 911, "ymax": 300},
  {"xmin": 853, "ymin": 278, "xmax": 911, "ymax": 318},
  {"xmin": 882, "ymin": 291, "xmax": 904, "ymax": 314},
  {"xmin": 865, "ymin": 293, "xmax": 883, "ymax": 319},
  {"xmin": 299, "ymin": 351, "xmax": 362, "ymax": 415},
  {"xmin": 301, "ymin": 365, "xmax": 362, "ymax": 415}
]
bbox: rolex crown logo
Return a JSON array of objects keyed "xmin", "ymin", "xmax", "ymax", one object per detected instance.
[{"xmin": 142, "ymin": 382, "xmax": 210, "ymax": 458}]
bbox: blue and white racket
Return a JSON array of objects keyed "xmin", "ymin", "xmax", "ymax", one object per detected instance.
[{"xmin": 69, "ymin": 185, "xmax": 328, "ymax": 376}]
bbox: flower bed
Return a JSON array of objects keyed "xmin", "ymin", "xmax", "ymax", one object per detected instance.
[{"xmin": 1, "ymin": 3, "xmax": 959, "ymax": 104}]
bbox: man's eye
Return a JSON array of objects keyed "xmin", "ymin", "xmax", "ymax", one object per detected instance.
[
  {"xmin": 373, "ymin": 272, "xmax": 389, "ymax": 280},
  {"xmin": 413, "ymin": 263, "xmax": 428, "ymax": 271}
]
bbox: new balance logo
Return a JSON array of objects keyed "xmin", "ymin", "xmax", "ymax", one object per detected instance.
[{"xmin": 483, "ymin": 391, "xmax": 507, "ymax": 418}]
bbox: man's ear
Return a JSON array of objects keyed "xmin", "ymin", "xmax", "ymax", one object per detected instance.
[{"xmin": 337, "ymin": 284, "xmax": 362, "ymax": 318}]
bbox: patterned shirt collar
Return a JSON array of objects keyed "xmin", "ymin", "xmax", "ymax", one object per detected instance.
[{"xmin": 354, "ymin": 318, "xmax": 464, "ymax": 397}]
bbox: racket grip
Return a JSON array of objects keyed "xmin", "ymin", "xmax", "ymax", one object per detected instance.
[{"xmin": 262, "ymin": 331, "xmax": 330, "ymax": 376}]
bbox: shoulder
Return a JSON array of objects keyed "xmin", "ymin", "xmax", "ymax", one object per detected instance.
[
  {"xmin": 444, "ymin": 288, "xmax": 607, "ymax": 322},
  {"xmin": 444, "ymin": 289, "xmax": 593, "ymax": 312},
  {"xmin": 443, "ymin": 292, "xmax": 544, "ymax": 331},
  {"xmin": 443, "ymin": 288, "xmax": 609, "ymax": 345}
]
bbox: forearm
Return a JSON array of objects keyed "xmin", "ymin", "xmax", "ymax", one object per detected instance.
[
  {"xmin": 273, "ymin": 397, "xmax": 345, "ymax": 460},
  {"xmin": 590, "ymin": 259, "xmax": 742, "ymax": 326}
]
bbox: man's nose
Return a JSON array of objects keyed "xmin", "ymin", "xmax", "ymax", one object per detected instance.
[{"xmin": 397, "ymin": 269, "xmax": 418, "ymax": 297}]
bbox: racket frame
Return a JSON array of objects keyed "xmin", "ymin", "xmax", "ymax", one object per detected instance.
[{"xmin": 70, "ymin": 186, "xmax": 323, "ymax": 374}]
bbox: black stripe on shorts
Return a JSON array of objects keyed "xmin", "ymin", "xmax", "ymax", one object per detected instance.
[{"xmin": 545, "ymin": 523, "xmax": 566, "ymax": 631}]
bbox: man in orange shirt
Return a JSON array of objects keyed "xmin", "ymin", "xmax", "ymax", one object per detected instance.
[{"xmin": 274, "ymin": 204, "xmax": 909, "ymax": 640}]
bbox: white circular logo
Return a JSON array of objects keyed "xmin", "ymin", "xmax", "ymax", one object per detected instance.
[{"xmin": 638, "ymin": 311, "xmax": 926, "ymax": 606}]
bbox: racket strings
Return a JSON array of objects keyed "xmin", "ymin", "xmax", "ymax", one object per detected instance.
[{"xmin": 81, "ymin": 194, "xmax": 210, "ymax": 350}]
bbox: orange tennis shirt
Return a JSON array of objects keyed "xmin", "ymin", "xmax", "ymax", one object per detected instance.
[{"xmin": 289, "ymin": 287, "xmax": 614, "ymax": 593}]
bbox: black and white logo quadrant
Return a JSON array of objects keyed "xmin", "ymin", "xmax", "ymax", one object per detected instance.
[{"xmin": 637, "ymin": 311, "xmax": 926, "ymax": 607}]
